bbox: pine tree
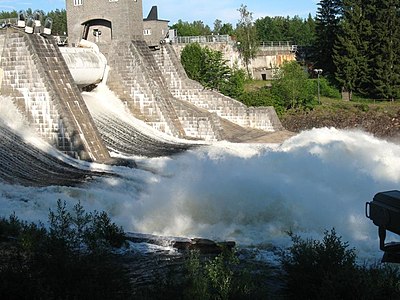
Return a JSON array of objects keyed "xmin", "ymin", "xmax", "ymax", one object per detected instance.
[
  {"xmin": 314, "ymin": 0, "xmax": 343, "ymax": 78},
  {"xmin": 333, "ymin": 0, "xmax": 372, "ymax": 99},
  {"xmin": 369, "ymin": 0, "xmax": 400, "ymax": 100}
]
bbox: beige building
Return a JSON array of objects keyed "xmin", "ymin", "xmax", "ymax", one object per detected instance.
[{"xmin": 66, "ymin": 0, "xmax": 144, "ymax": 46}]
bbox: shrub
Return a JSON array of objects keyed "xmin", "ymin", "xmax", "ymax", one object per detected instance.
[
  {"xmin": 0, "ymin": 200, "xmax": 132, "ymax": 299},
  {"xmin": 184, "ymin": 248, "xmax": 270, "ymax": 300},
  {"xmin": 271, "ymin": 61, "xmax": 317, "ymax": 111},
  {"xmin": 311, "ymin": 77, "xmax": 341, "ymax": 99},
  {"xmin": 281, "ymin": 229, "xmax": 400, "ymax": 299}
]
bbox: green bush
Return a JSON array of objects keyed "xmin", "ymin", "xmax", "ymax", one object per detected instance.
[
  {"xmin": 311, "ymin": 77, "xmax": 341, "ymax": 99},
  {"xmin": 0, "ymin": 200, "xmax": 131, "ymax": 299},
  {"xmin": 184, "ymin": 248, "xmax": 270, "ymax": 300},
  {"xmin": 271, "ymin": 61, "xmax": 318, "ymax": 111},
  {"xmin": 281, "ymin": 229, "xmax": 400, "ymax": 299}
]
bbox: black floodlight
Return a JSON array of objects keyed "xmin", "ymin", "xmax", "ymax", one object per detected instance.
[{"xmin": 366, "ymin": 190, "xmax": 400, "ymax": 262}]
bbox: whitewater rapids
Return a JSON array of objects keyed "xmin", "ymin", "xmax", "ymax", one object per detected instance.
[{"xmin": 1, "ymin": 93, "xmax": 399, "ymax": 261}]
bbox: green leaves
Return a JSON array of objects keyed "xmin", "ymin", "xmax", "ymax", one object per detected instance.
[
  {"xmin": 333, "ymin": 0, "xmax": 400, "ymax": 100},
  {"xmin": 181, "ymin": 42, "xmax": 245, "ymax": 97},
  {"xmin": 236, "ymin": 5, "xmax": 259, "ymax": 78},
  {"xmin": 271, "ymin": 61, "xmax": 317, "ymax": 110}
]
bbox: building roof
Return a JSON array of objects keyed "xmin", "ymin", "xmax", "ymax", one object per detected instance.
[{"xmin": 144, "ymin": 6, "xmax": 169, "ymax": 22}]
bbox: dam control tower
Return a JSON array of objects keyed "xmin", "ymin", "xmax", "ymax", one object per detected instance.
[{"xmin": 66, "ymin": 0, "xmax": 144, "ymax": 46}]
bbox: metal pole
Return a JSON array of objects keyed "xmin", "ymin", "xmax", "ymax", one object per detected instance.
[{"xmin": 317, "ymin": 72, "xmax": 321, "ymax": 104}]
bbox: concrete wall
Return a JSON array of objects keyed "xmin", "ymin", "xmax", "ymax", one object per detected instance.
[
  {"xmin": 66, "ymin": 0, "xmax": 144, "ymax": 46},
  {"xmin": 0, "ymin": 28, "xmax": 110, "ymax": 162}
]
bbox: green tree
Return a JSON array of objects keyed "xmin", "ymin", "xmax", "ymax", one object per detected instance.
[
  {"xmin": 333, "ymin": 0, "xmax": 368, "ymax": 100},
  {"xmin": 171, "ymin": 19, "xmax": 211, "ymax": 36},
  {"xmin": 46, "ymin": 9, "xmax": 67, "ymax": 35},
  {"xmin": 213, "ymin": 19, "xmax": 222, "ymax": 35},
  {"xmin": 0, "ymin": 10, "xmax": 17, "ymax": 19},
  {"xmin": 219, "ymin": 23, "xmax": 234, "ymax": 35},
  {"xmin": 369, "ymin": 0, "xmax": 400, "ymax": 100},
  {"xmin": 236, "ymin": 5, "xmax": 259, "ymax": 77},
  {"xmin": 314, "ymin": 0, "xmax": 343, "ymax": 78},
  {"xmin": 271, "ymin": 61, "xmax": 316, "ymax": 110},
  {"xmin": 213, "ymin": 19, "xmax": 234, "ymax": 36},
  {"xmin": 181, "ymin": 42, "xmax": 206, "ymax": 81},
  {"xmin": 181, "ymin": 43, "xmax": 234, "ymax": 92},
  {"xmin": 255, "ymin": 15, "xmax": 316, "ymax": 46}
]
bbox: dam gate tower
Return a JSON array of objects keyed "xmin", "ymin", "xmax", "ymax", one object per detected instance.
[{"xmin": 66, "ymin": 0, "xmax": 144, "ymax": 46}]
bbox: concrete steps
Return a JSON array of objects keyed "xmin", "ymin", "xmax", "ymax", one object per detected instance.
[{"xmin": 154, "ymin": 44, "xmax": 283, "ymax": 132}]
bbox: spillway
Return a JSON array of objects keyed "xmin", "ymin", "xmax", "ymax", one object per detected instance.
[
  {"xmin": 0, "ymin": 97, "xmax": 109, "ymax": 187},
  {"xmin": 0, "ymin": 122, "xmax": 106, "ymax": 187},
  {"xmin": 82, "ymin": 86, "xmax": 200, "ymax": 157}
]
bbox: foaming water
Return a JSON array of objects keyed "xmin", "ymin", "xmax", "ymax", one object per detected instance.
[{"xmin": 0, "ymin": 93, "xmax": 399, "ymax": 260}]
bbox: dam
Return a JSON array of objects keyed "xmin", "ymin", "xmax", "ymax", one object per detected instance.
[{"xmin": 0, "ymin": 0, "xmax": 291, "ymax": 186}]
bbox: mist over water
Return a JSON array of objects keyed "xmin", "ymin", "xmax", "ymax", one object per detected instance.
[{"xmin": 1, "ymin": 92, "xmax": 399, "ymax": 261}]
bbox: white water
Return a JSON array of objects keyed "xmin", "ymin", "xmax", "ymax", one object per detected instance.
[{"xmin": 1, "ymin": 92, "xmax": 399, "ymax": 261}]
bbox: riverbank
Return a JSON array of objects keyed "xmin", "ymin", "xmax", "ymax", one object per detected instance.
[{"xmin": 281, "ymin": 99, "xmax": 400, "ymax": 141}]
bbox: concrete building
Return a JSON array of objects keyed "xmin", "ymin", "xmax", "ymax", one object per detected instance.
[
  {"xmin": 143, "ymin": 6, "xmax": 169, "ymax": 48},
  {"xmin": 66, "ymin": 0, "xmax": 144, "ymax": 46}
]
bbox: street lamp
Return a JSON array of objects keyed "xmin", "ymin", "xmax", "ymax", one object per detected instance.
[{"xmin": 314, "ymin": 69, "xmax": 323, "ymax": 104}]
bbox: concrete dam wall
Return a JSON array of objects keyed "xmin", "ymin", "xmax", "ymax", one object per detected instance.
[
  {"xmin": 0, "ymin": 27, "xmax": 109, "ymax": 162},
  {"xmin": 0, "ymin": 26, "xmax": 287, "ymax": 166},
  {"xmin": 103, "ymin": 40, "xmax": 284, "ymax": 142}
]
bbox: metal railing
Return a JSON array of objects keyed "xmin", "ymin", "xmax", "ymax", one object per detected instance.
[
  {"xmin": 172, "ymin": 35, "xmax": 296, "ymax": 52},
  {"xmin": 259, "ymin": 41, "xmax": 297, "ymax": 52},
  {"xmin": 173, "ymin": 35, "xmax": 232, "ymax": 44}
]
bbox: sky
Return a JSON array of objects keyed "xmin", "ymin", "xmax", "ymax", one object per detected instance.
[{"xmin": 0, "ymin": 0, "xmax": 319, "ymax": 26}]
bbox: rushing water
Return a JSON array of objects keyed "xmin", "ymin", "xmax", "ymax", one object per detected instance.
[{"xmin": 1, "ymin": 88, "xmax": 399, "ymax": 262}]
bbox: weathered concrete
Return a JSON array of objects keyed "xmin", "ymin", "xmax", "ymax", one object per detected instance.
[{"xmin": 0, "ymin": 27, "xmax": 110, "ymax": 161}]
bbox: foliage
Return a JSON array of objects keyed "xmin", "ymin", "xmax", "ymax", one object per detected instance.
[
  {"xmin": 281, "ymin": 229, "xmax": 400, "ymax": 299},
  {"xmin": 0, "ymin": 10, "xmax": 17, "ymax": 19},
  {"xmin": 311, "ymin": 77, "xmax": 341, "ymax": 99},
  {"xmin": 171, "ymin": 19, "xmax": 212, "ymax": 36},
  {"xmin": 181, "ymin": 42, "xmax": 245, "ymax": 97},
  {"xmin": 271, "ymin": 61, "xmax": 317, "ymax": 110},
  {"xmin": 368, "ymin": 0, "xmax": 400, "ymax": 101},
  {"xmin": 239, "ymin": 87, "xmax": 286, "ymax": 115},
  {"xmin": 213, "ymin": 19, "xmax": 234, "ymax": 35},
  {"xmin": 0, "ymin": 200, "xmax": 131, "ymax": 299},
  {"xmin": 332, "ymin": 0, "xmax": 400, "ymax": 100},
  {"xmin": 184, "ymin": 248, "xmax": 268, "ymax": 300},
  {"xmin": 255, "ymin": 14, "xmax": 316, "ymax": 46},
  {"xmin": 46, "ymin": 9, "xmax": 67, "ymax": 35},
  {"xmin": 235, "ymin": 5, "xmax": 259, "ymax": 78},
  {"xmin": 314, "ymin": 0, "xmax": 343, "ymax": 78}
]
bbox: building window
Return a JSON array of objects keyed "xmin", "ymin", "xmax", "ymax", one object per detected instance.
[
  {"xmin": 143, "ymin": 29, "xmax": 152, "ymax": 36},
  {"xmin": 73, "ymin": 0, "xmax": 83, "ymax": 6}
]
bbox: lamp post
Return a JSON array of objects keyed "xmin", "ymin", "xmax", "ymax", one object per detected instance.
[{"xmin": 314, "ymin": 69, "xmax": 323, "ymax": 104}]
